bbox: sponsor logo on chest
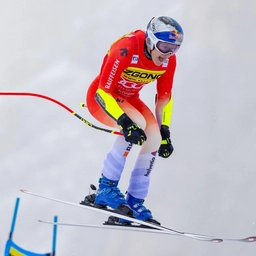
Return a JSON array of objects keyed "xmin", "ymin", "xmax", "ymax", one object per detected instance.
[{"xmin": 121, "ymin": 67, "xmax": 165, "ymax": 83}]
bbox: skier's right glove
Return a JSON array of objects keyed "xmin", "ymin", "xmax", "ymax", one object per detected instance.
[{"xmin": 117, "ymin": 113, "xmax": 147, "ymax": 146}]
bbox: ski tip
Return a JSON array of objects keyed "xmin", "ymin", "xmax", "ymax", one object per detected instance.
[
  {"xmin": 38, "ymin": 220, "xmax": 52, "ymax": 225},
  {"xmin": 211, "ymin": 238, "xmax": 223, "ymax": 243},
  {"xmin": 244, "ymin": 236, "xmax": 256, "ymax": 242},
  {"xmin": 20, "ymin": 189, "xmax": 29, "ymax": 193}
]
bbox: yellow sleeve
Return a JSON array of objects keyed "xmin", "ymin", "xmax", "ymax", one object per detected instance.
[
  {"xmin": 161, "ymin": 96, "xmax": 173, "ymax": 127},
  {"xmin": 95, "ymin": 88, "xmax": 124, "ymax": 121}
]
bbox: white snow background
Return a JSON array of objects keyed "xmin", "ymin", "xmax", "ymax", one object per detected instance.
[{"xmin": 1, "ymin": 1, "xmax": 256, "ymax": 255}]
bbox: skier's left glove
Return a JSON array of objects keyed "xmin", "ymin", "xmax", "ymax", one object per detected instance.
[{"xmin": 158, "ymin": 125, "xmax": 174, "ymax": 158}]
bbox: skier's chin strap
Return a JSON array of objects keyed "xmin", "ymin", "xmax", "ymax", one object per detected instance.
[{"xmin": 144, "ymin": 42, "xmax": 152, "ymax": 60}]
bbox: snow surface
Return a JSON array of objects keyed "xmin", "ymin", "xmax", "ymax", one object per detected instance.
[{"xmin": 1, "ymin": 1, "xmax": 256, "ymax": 255}]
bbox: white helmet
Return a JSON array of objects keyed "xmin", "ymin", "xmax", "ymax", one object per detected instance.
[{"xmin": 146, "ymin": 16, "xmax": 184, "ymax": 55}]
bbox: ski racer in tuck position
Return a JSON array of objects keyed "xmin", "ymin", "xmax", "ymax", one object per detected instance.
[{"xmin": 82, "ymin": 16, "xmax": 184, "ymax": 225}]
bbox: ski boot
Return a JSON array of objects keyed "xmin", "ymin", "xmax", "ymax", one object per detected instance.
[
  {"xmin": 105, "ymin": 193, "xmax": 161, "ymax": 226},
  {"xmin": 126, "ymin": 193, "xmax": 161, "ymax": 225},
  {"xmin": 80, "ymin": 176, "xmax": 133, "ymax": 217}
]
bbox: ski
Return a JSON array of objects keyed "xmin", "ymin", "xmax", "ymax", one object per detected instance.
[
  {"xmin": 20, "ymin": 189, "xmax": 256, "ymax": 243},
  {"xmin": 38, "ymin": 219, "xmax": 177, "ymax": 235},
  {"xmin": 38, "ymin": 219, "xmax": 256, "ymax": 243}
]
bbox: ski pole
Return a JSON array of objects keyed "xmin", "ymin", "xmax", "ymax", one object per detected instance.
[{"xmin": 0, "ymin": 92, "xmax": 123, "ymax": 136}]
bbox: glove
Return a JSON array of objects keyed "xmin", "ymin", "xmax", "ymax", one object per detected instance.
[
  {"xmin": 158, "ymin": 125, "xmax": 174, "ymax": 158},
  {"xmin": 117, "ymin": 113, "xmax": 147, "ymax": 145}
]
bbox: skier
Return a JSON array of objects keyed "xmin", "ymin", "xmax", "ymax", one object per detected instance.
[{"xmin": 83, "ymin": 16, "xmax": 184, "ymax": 225}]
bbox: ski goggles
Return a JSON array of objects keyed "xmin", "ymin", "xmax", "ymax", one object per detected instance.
[{"xmin": 155, "ymin": 41, "xmax": 180, "ymax": 55}]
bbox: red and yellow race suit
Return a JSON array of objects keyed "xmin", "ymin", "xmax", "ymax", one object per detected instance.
[{"xmin": 86, "ymin": 29, "xmax": 176, "ymax": 154}]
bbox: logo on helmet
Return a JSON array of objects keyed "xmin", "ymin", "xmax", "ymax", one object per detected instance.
[{"xmin": 169, "ymin": 30, "xmax": 182, "ymax": 42}]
